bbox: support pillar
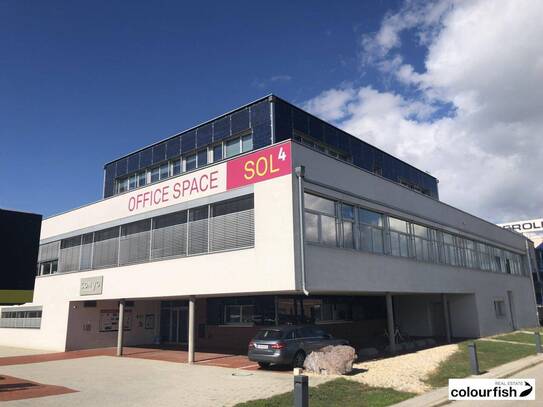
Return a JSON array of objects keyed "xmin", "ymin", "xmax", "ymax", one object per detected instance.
[
  {"xmin": 188, "ymin": 296, "xmax": 195, "ymax": 364},
  {"xmin": 116, "ymin": 299, "xmax": 125, "ymax": 357},
  {"xmin": 386, "ymin": 293, "xmax": 396, "ymax": 353},
  {"xmin": 442, "ymin": 294, "xmax": 452, "ymax": 343}
]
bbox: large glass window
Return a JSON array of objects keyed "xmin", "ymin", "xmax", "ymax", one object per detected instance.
[
  {"xmin": 138, "ymin": 171, "xmax": 147, "ymax": 187},
  {"xmin": 359, "ymin": 208, "xmax": 384, "ymax": 254},
  {"xmin": 340, "ymin": 204, "xmax": 355, "ymax": 249},
  {"xmin": 389, "ymin": 217, "xmax": 412, "ymax": 258},
  {"xmin": 117, "ymin": 177, "xmax": 128, "ymax": 193},
  {"xmin": 304, "ymin": 193, "xmax": 337, "ymax": 246}
]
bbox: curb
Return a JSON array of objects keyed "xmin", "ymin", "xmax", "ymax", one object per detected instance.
[{"xmin": 393, "ymin": 354, "xmax": 543, "ymax": 407}]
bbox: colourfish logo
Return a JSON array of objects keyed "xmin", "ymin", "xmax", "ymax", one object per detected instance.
[{"xmin": 449, "ymin": 378, "xmax": 535, "ymax": 400}]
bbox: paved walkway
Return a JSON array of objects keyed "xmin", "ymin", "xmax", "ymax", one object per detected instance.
[
  {"xmin": 0, "ymin": 355, "xmax": 328, "ymax": 407},
  {"xmin": 0, "ymin": 346, "xmax": 269, "ymax": 371}
]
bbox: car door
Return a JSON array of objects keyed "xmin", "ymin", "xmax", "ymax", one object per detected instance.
[{"xmin": 298, "ymin": 327, "xmax": 319, "ymax": 353}]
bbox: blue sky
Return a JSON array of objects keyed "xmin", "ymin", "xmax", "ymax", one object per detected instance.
[
  {"xmin": 2, "ymin": 0, "xmax": 542, "ymax": 222},
  {"xmin": 0, "ymin": 0, "xmax": 399, "ymax": 216}
]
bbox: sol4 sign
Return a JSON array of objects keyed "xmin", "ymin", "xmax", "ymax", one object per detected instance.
[
  {"xmin": 126, "ymin": 141, "xmax": 292, "ymax": 214},
  {"xmin": 226, "ymin": 142, "xmax": 291, "ymax": 190}
]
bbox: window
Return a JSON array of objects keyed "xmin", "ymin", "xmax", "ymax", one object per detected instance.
[
  {"xmin": 185, "ymin": 154, "xmax": 197, "ymax": 171},
  {"xmin": 358, "ymin": 208, "xmax": 384, "ymax": 254},
  {"xmin": 138, "ymin": 171, "xmax": 147, "ymax": 187},
  {"xmin": 242, "ymin": 134, "xmax": 253, "ymax": 152},
  {"xmin": 213, "ymin": 144, "xmax": 223, "ymax": 162},
  {"xmin": 224, "ymin": 304, "xmax": 255, "ymax": 324},
  {"xmin": 151, "ymin": 211, "xmax": 187, "ymax": 259},
  {"xmin": 340, "ymin": 204, "xmax": 355, "ymax": 249},
  {"xmin": 117, "ymin": 177, "xmax": 128, "ymax": 193},
  {"xmin": 389, "ymin": 217, "xmax": 412, "ymax": 258},
  {"xmin": 197, "ymin": 149, "xmax": 208, "ymax": 167},
  {"xmin": 494, "ymin": 300, "xmax": 506, "ymax": 318},
  {"xmin": 188, "ymin": 206, "xmax": 209, "ymax": 255},
  {"xmin": 210, "ymin": 195, "xmax": 254, "ymax": 252},
  {"xmin": 159, "ymin": 163, "xmax": 169, "ymax": 180},
  {"xmin": 304, "ymin": 193, "xmax": 337, "ymax": 246},
  {"xmin": 172, "ymin": 159, "xmax": 182, "ymax": 176},
  {"xmin": 0, "ymin": 307, "xmax": 43, "ymax": 329},
  {"xmin": 119, "ymin": 220, "xmax": 151, "ymax": 265},
  {"xmin": 128, "ymin": 174, "xmax": 137, "ymax": 190},
  {"xmin": 225, "ymin": 138, "xmax": 241, "ymax": 158},
  {"xmin": 150, "ymin": 167, "xmax": 160, "ymax": 183}
]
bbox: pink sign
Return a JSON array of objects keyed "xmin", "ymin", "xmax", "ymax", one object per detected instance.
[{"xmin": 227, "ymin": 142, "xmax": 292, "ymax": 190}]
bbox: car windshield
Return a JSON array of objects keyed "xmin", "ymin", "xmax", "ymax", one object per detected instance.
[{"xmin": 254, "ymin": 329, "xmax": 284, "ymax": 340}]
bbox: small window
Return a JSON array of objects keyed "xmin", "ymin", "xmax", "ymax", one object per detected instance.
[
  {"xmin": 197, "ymin": 149, "xmax": 208, "ymax": 167},
  {"xmin": 172, "ymin": 159, "xmax": 182, "ymax": 176},
  {"xmin": 150, "ymin": 167, "xmax": 160, "ymax": 183},
  {"xmin": 128, "ymin": 174, "xmax": 137, "ymax": 190},
  {"xmin": 242, "ymin": 134, "xmax": 253, "ymax": 152},
  {"xmin": 159, "ymin": 163, "xmax": 169, "ymax": 179},
  {"xmin": 304, "ymin": 193, "xmax": 335, "ymax": 216},
  {"xmin": 117, "ymin": 177, "xmax": 128, "ymax": 193},
  {"xmin": 138, "ymin": 172, "xmax": 147, "ymax": 187},
  {"xmin": 185, "ymin": 154, "xmax": 197, "ymax": 171},
  {"xmin": 225, "ymin": 138, "xmax": 241, "ymax": 158},
  {"xmin": 213, "ymin": 144, "xmax": 223, "ymax": 162},
  {"xmin": 494, "ymin": 300, "xmax": 506, "ymax": 318}
]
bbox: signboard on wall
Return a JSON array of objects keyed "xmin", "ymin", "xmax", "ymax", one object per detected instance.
[
  {"xmin": 99, "ymin": 309, "xmax": 132, "ymax": 332},
  {"xmin": 80, "ymin": 276, "xmax": 103, "ymax": 296},
  {"xmin": 499, "ymin": 218, "xmax": 543, "ymax": 247},
  {"xmin": 125, "ymin": 142, "xmax": 292, "ymax": 215}
]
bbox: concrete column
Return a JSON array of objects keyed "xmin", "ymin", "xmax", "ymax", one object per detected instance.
[
  {"xmin": 116, "ymin": 299, "xmax": 125, "ymax": 357},
  {"xmin": 442, "ymin": 294, "xmax": 452, "ymax": 343},
  {"xmin": 188, "ymin": 296, "xmax": 195, "ymax": 364},
  {"xmin": 386, "ymin": 293, "xmax": 396, "ymax": 353}
]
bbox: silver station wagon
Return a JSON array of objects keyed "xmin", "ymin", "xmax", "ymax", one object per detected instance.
[{"xmin": 248, "ymin": 325, "xmax": 348, "ymax": 368}]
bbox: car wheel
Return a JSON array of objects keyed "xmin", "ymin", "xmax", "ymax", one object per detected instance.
[
  {"xmin": 258, "ymin": 362, "xmax": 270, "ymax": 369},
  {"xmin": 292, "ymin": 351, "xmax": 306, "ymax": 368}
]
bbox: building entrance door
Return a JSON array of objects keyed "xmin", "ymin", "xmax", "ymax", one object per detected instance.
[{"xmin": 160, "ymin": 306, "xmax": 188, "ymax": 344}]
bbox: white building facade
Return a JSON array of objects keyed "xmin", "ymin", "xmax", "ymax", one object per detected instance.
[{"xmin": 1, "ymin": 97, "xmax": 539, "ymax": 356}]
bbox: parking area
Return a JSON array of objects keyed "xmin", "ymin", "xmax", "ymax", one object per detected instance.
[{"xmin": 0, "ymin": 353, "xmax": 328, "ymax": 407}]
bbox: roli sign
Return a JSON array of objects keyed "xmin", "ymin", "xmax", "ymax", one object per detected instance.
[{"xmin": 499, "ymin": 219, "xmax": 543, "ymax": 234}]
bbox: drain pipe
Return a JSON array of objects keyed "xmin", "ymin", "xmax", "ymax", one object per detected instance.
[{"xmin": 295, "ymin": 166, "xmax": 309, "ymax": 296}]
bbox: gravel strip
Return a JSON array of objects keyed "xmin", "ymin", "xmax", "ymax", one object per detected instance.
[{"xmin": 348, "ymin": 344, "xmax": 459, "ymax": 394}]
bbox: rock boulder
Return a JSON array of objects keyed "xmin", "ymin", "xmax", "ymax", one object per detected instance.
[{"xmin": 303, "ymin": 345, "xmax": 357, "ymax": 375}]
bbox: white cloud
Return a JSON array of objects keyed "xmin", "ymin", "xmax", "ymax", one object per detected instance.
[{"xmin": 306, "ymin": 0, "xmax": 543, "ymax": 223}]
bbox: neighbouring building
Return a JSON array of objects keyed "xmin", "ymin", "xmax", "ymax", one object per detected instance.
[
  {"xmin": 498, "ymin": 219, "xmax": 543, "ymax": 312},
  {"xmin": 0, "ymin": 209, "xmax": 42, "ymax": 306},
  {"xmin": 0, "ymin": 95, "xmax": 538, "ymax": 358}
]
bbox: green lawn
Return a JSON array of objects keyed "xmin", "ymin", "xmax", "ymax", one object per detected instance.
[
  {"xmin": 495, "ymin": 332, "xmax": 539, "ymax": 344},
  {"xmin": 234, "ymin": 378, "xmax": 415, "ymax": 407},
  {"xmin": 425, "ymin": 339, "xmax": 536, "ymax": 388}
]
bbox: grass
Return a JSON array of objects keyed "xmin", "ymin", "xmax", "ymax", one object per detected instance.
[
  {"xmin": 234, "ymin": 378, "xmax": 415, "ymax": 407},
  {"xmin": 424, "ymin": 339, "xmax": 536, "ymax": 388},
  {"xmin": 495, "ymin": 332, "xmax": 539, "ymax": 344}
]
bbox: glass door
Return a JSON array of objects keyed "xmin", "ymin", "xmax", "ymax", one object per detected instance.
[{"xmin": 160, "ymin": 305, "xmax": 188, "ymax": 344}]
